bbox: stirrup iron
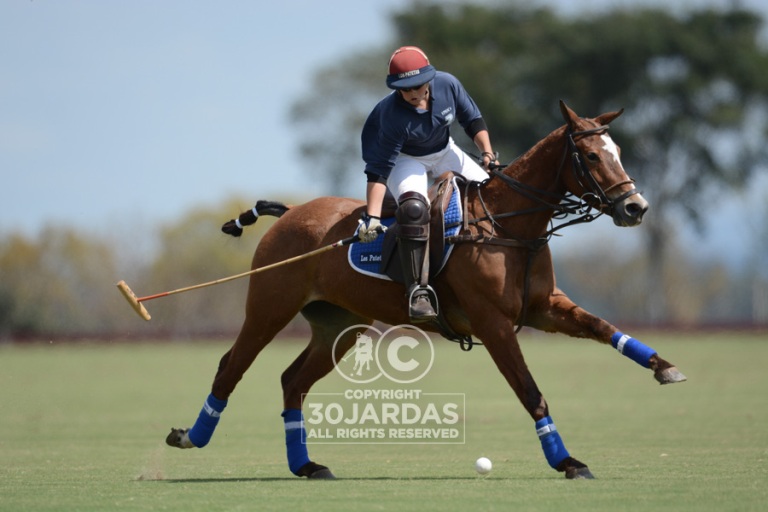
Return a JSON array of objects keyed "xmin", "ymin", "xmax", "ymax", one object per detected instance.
[{"xmin": 407, "ymin": 284, "xmax": 438, "ymax": 323}]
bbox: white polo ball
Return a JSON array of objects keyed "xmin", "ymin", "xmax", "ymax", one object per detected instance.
[{"xmin": 475, "ymin": 456, "xmax": 492, "ymax": 475}]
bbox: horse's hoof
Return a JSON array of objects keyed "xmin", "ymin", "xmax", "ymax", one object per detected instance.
[
  {"xmin": 308, "ymin": 467, "xmax": 336, "ymax": 479},
  {"xmin": 655, "ymin": 366, "xmax": 687, "ymax": 385},
  {"xmin": 557, "ymin": 457, "xmax": 595, "ymax": 480},
  {"xmin": 565, "ymin": 466, "xmax": 595, "ymax": 480},
  {"xmin": 297, "ymin": 461, "xmax": 336, "ymax": 480},
  {"xmin": 165, "ymin": 428, "xmax": 195, "ymax": 449}
]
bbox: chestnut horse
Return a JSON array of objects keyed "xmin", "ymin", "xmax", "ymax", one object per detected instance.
[{"xmin": 165, "ymin": 101, "xmax": 685, "ymax": 480}]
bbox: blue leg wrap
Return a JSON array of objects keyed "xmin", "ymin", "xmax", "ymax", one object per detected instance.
[
  {"xmin": 282, "ymin": 409, "xmax": 310, "ymax": 475},
  {"xmin": 187, "ymin": 393, "xmax": 228, "ymax": 448},
  {"xmin": 535, "ymin": 416, "xmax": 570, "ymax": 469},
  {"xmin": 611, "ymin": 332, "xmax": 657, "ymax": 368}
]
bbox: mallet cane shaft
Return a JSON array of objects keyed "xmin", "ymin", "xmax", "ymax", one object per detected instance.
[{"xmin": 117, "ymin": 234, "xmax": 363, "ymax": 321}]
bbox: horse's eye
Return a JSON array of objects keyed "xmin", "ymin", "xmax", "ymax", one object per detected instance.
[{"xmin": 586, "ymin": 152, "xmax": 599, "ymax": 162}]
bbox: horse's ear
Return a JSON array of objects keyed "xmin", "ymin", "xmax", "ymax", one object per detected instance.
[
  {"xmin": 595, "ymin": 108, "xmax": 625, "ymax": 125},
  {"xmin": 559, "ymin": 100, "xmax": 578, "ymax": 130}
]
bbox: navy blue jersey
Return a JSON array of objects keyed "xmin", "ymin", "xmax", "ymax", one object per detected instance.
[{"xmin": 361, "ymin": 71, "xmax": 483, "ymax": 180}]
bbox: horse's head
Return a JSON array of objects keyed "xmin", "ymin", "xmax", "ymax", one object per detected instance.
[{"xmin": 559, "ymin": 100, "xmax": 648, "ymax": 227}]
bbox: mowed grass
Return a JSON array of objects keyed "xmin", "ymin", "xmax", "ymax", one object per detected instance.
[{"xmin": 1, "ymin": 331, "xmax": 767, "ymax": 511}]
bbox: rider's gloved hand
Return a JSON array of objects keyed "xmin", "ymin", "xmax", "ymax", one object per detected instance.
[
  {"xmin": 481, "ymin": 151, "xmax": 499, "ymax": 171},
  {"xmin": 358, "ymin": 213, "xmax": 385, "ymax": 243}
]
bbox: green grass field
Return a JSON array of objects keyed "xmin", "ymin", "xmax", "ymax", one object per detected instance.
[{"xmin": 2, "ymin": 332, "xmax": 767, "ymax": 511}]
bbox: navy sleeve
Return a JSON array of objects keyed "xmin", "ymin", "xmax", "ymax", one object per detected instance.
[
  {"xmin": 447, "ymin": 73, "xmax": 482, "ymax": 129},
  {"xmin": 361, "ymin": 102, "xmax": 405, "ymax": 180}
]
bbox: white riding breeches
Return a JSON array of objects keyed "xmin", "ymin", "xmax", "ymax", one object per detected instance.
[{"xmin": 386, "ymin": 137, "xmax": 489, "ymax": 204}]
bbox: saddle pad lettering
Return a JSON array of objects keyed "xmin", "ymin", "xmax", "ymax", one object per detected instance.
[{"xmin": 348, "ymin": 178, "xmax": 462, "ymax": 280}]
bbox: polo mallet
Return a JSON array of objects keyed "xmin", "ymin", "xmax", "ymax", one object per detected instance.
[{"xmin": 117, "ymin": 232, "xmax": 368, "ymax": 321}]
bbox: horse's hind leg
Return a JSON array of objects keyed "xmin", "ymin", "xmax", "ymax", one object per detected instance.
[
  {"xmin": 279, "ymin": 301, "xmax": 371, "ymax": 479},
  {"xmin": 166, "ymin": 286, "xmax": 302, "ymax": 450}
]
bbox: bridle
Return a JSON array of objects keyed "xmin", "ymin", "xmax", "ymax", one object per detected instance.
[
  {"xmin": 566, "ymin": 125, "xmax": 640, "ymax": 218},
  {"xmin": 455, "ymin": 123, "xmax": 641, "ymax": 249}
]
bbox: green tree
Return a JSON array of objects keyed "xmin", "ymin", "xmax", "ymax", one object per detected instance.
[{"xmin": 290, "ymin": 2, "xmax": 768, "ymax": 323}]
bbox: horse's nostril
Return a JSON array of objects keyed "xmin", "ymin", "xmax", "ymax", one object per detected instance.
[{"xmin": 625, "ymin": 202, "xmax": 647, "ymax": 219}]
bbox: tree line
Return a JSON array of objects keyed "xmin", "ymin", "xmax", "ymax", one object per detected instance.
[
  {"xmin": 0, "ymin": 196, "xmax": 765, "ymax": 341},
  {"xmin": 0, "ymin": 199, "xmax": 284, "ymax": 340}
]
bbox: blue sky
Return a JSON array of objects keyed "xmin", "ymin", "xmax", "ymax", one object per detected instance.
[
  {"xmin": 2, "ymin": 0, "xmax": 766, "ymax": 267},
  {"xmin": 1, "ymin": 0, "xmax": 406, "ymax": 234}
]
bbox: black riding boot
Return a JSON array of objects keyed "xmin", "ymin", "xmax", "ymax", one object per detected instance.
[
  {"xmin": 398, "ymin": 239, "xmax": 438, "ymax": 322},
  {"xmin": 395, "ymin": 192, "xmax": 438, "ymax": 323}
]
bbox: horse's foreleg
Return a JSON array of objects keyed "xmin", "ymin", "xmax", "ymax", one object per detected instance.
[
  {"xmin": 475, "ymin": 319, "xmax": 594, "ymax": 479},
  {"xmin": 529, "ymin": 289, "xmax": 686, "ymax": 384}
]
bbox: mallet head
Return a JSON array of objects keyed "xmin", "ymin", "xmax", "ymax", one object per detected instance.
[{"xmin": 116, "ymin": 280, "xmax": 151, "ymax": 321}]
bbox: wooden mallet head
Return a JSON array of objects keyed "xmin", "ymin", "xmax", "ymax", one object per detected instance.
[{"xmin": 116, "ymin": 280, "xmax": 151, "ymax": 321}]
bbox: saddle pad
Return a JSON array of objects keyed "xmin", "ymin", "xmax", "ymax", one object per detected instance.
[{"xmin": 348, "ymin": 178, "xmax": 462, "ymax": 280}]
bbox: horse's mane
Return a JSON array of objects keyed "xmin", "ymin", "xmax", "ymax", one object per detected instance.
[{"xmin": 504, "ymin": 124, "xmax": 567, "ymax": 180}]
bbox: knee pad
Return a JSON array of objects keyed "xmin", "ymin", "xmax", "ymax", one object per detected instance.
[{"xmin": 396, "ymin": 192, "xmax": 430, "ymax": 240}]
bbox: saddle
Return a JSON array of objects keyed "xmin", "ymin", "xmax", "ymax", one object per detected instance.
[
  {"xmin": 347, "ymin": 172, "xmax": 474, "ymax": 348},
  {"xmin": 381, "ymin": 172, "xmax": 462, "ymax": 283},
  {"xmin": 348, "ymin": 172, "xmax": 464, "ymax": 283}
]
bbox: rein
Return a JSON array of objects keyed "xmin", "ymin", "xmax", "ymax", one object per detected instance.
[
  {"xmin": 457, "ymin": 124, "xmax": 640, "ymax": 247},
  {"xmin": 454, "ymin": 124, "xmax": 635, "ymax": 332}
]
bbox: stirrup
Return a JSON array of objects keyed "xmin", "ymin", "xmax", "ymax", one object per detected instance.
[{"xmin": 407, "ymin": 285, "xmax": 438, "ymax": 323}]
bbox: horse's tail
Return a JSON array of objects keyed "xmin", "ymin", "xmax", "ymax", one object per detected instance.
[{"xmin": 221, "ymin": 200, "xmax": 291, "ymax": 237}]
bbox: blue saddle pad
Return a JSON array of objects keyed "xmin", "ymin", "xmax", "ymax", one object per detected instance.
[{"xmin": 348, "ymin": 178, "xmax": 463, "ymax": 280}]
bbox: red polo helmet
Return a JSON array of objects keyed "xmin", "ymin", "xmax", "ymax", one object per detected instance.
[{"xmin": 386, "ymin": 46, "xmax": 436, "ymax": 90}]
